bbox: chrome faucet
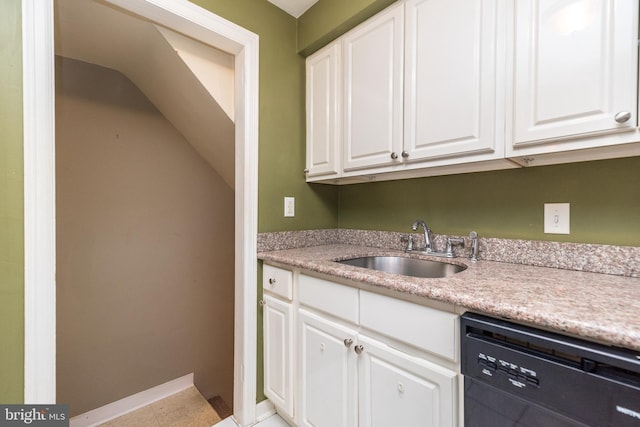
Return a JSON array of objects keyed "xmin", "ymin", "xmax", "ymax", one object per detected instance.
[
  {"xmin": 411, "ymin": 220, "xmax": 432, "ymax": 252},
  {"xmin": 408, "ymin": 219, "xmax": 467, "ymax": 258}
]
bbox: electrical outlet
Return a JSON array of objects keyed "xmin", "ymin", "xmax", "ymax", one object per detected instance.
[
  {"xmin": 284, "ymin": 197, "xmax": 295, "ymax": 217},
  {"xmin": 544, "ymin": 203, "xmax": 570, "ymax": 234}
]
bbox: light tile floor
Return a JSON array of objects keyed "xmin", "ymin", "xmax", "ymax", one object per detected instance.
[
  {"xmin": 215, "ymin": 414, "xmax": 290, "ymax": 427},
  {"xmin": 98, "ymin": 386, "xmax": 222, "ymax": 427}
]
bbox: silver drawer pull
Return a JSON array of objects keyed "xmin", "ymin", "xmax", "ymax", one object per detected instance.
[
  {"xmin": 344, "ymin": 338, "xmax": 353, "ymax": 348},
  {"xmin": 615, "ymin": 111, "xmax": 631, "ymax": 123},
  {"xmin": 354, "ymin": 345, "xmax": 364, "ymax": 355},
  {"xmin": 259, "ymin": 299, "xmax": 266, "ymax": 306},
  {"xmin": 268, "ymin": 278, "xmax": 276, "ymax": 286}
]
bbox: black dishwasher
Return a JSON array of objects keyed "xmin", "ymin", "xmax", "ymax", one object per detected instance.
[{"xmin": 461, "ymin": 312, "xmax": 640, "ymax": 427}]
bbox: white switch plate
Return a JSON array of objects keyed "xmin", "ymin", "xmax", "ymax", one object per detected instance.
[
  {"xmin": 284, "ymin": 197, "xmax": 295, "ymax": 217},
  {"xmin": 544, "ymin": 203, "xmax": 570, "ymax": 234}
]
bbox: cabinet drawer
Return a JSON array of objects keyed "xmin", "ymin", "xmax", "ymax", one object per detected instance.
[
  {"xmin": 299, "ymin": 274, "xmax": 359, "ymax": 324},
  {"xmin": 360, "ymin": 290, "xmax": 458, "ymax": 361},
  {"xmin": 263, "ymin": 264, "xmax": 293, "ymax": 300}
]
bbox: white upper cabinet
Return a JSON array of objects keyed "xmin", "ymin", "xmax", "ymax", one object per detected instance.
[
  {"xmin": 507, "ymin": 0, "xmax": 639, "ymax": 155},
  {"xmin": 305, "ymin": 0, "xmax": 640, "ymax": 183},
  {"xmin": 306, "ymin": 42, "xmax": 341, "ymax": 180},
  {"xmin": 404, "ymin": 0, "xmax": 504, "ymax": 162},
  {"xmin": 342, "ymin": 2, "xmax": 404, "ymax": 171}
]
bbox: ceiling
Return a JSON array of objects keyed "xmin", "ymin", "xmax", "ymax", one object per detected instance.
[{"xmin": 267, "ymin": 0, "xmax": 319, "ymax": 18}]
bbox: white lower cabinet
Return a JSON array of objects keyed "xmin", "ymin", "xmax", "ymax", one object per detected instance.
[
  {"xmin": 298, "ymin": 309, "xmax": 358, "ymax": 427},
  {"xmin": 358, "ymin": 334, "xmax": 457, "ymax": 427},
  {"xmin": 264, "ymin": 271, "xmax": 459, "ymax": 427},
  {"xmin": 263, "ymin": 294, "xmax": 294, "ymax": 418},
  {"xmin": 262, "ymin": 265, "xmax": 295, "ymax": 419},
  {"xmin": 297, "ymin": 308, "xmax": 457, "ymax": 427}
]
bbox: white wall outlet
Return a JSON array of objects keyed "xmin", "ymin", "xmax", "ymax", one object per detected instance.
[
  {"xmin": 544, "ymin": 203, "xmax": 570, "ymax": 234},
  {"xmin": 284, "ymin": 197, "xmax": 295, "ymax": 217}
]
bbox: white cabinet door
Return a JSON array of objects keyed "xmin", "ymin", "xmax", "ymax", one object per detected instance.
[
  {"xmin": 357, "ymin": 335, "xmax": 458, "ymax": 427},
  {"xmin": 342, "ymin": 2, "xmax": 404, "ymax": 171},
  {"xmin": 404, "ymin": 0, "xmax": 503, "ymax": 162},
  {"xmin": 298, "ymin": 309, "xmax": 358, "ymax": 427},
  {"xmin": 263, "ymin": 294, "xmax": 294, "ymax": 418},
  {"xmin": 507, "ymin": 0, "xmax": 638, "ymax": 152},
  {"xmin": 306, "ymin": 42, "xmax": 341, "ymax": 180}
]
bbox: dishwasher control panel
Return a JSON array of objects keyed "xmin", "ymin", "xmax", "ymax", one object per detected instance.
[{"xmin": 477, "ymin": 352, "xmax": 539, "ymax": 388}]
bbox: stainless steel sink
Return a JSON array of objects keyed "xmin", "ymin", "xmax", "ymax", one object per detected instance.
[{"xmin": 337, "ymin": 256, "xmax": 466, "ymax": 278}]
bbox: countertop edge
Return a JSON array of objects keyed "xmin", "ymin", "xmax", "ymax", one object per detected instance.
[{"xmin": 258, "ymin": 244, "xmax": 640, "ymax": 352}]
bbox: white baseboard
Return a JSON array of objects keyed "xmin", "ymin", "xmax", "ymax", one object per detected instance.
[
  {"xmin": 210, "ymin": 401, "xmax": 275, "ymax": 427},
  {"xmin": 255, "ymin": 399, "xmax": 276, "ymax": 422},
  {"xmin": 69, "ymin": 373, "xmax": 194, "ymax": 427}
]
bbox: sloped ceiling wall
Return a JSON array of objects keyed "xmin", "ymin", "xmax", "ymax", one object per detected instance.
[{"xmin": 54, "ymin": 0, "xmax": 236, "ymax": 189}]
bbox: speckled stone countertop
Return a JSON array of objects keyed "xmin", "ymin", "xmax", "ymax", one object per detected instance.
[{"xmin": 258, "ymin": 244, "xmax": 640, "ymax": 352}]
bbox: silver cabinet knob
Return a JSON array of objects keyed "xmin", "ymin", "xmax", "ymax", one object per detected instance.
[
  {"xmin": 401, "ymin": 150, "xmax": 409, "ymax": 158},
  {"xmin": 259, "ymin": 299, "xmax": 266, "ymax": 306},
  {"xmin": 268, "ymin": 278, "xmax": 276, "ymax": 286},
  {"xmin": 303, "ymin": 168, "xmax": 309, "ymax": 173},
  {"xmin": 343, "ymin": 338, "xmax": 353, "ymax": 348},
  {"xmin": 354, "ymin": 344, "xmax": 364, "ymax": 355},
  {"xmin": 390, "ymin": 152, "xmax": 398, "ymax": 160},
  {"xmin": 615, "ymin": 111, "xmax": 631, "ymax": 123}
]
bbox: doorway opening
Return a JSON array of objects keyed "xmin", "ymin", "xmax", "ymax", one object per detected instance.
[
  {"xmin": 22, "ymin": 0, "xmax": 259, "ymax": 425},
  {"xmin": 55, "ymin": 0, "xmax": 238, "ymax": 416}
]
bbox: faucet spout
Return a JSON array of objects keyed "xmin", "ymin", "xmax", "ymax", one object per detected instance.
[{"xmin": 411, "ymin": 220, "xmax": 432, "ymax": 252}]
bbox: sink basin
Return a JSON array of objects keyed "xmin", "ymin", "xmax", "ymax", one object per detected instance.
[{"xmin": 337, "ymin": 256, "xmax": 466, "ymax": 279}]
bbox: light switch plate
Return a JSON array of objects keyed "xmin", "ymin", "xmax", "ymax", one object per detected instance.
[
  {"xmin": 544, "ymin": 203, "xmax": 570, "ymax": 234},
  {"xmin": 284, "ymin": 197, "xmax": 295, "ymax": 217}
]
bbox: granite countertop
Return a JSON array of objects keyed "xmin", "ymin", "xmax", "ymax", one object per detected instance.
[{"xmin": 258, "ymin": 244, "xmax": 640, "ymax": 352}]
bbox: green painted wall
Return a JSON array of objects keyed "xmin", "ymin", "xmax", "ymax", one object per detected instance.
[
  {"xmin": 338, "ymin": 157, "xmax": 640, "ymax": 246},
  {"xmin": 0, "ymin": 0, "xmax": 24, "ymax": 403},
  {"xmin": 190, "ymin": 0, "xmax": 339, "ymax": 233}
]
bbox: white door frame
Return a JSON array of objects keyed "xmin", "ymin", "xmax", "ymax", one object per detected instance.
[{"xmin": 22, "ymin": 1, "xmax": 259, "ymax": 425}]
